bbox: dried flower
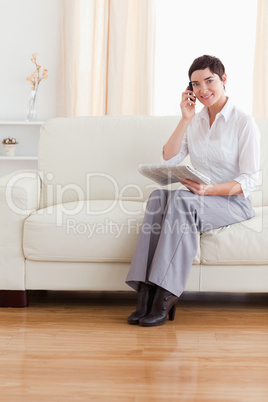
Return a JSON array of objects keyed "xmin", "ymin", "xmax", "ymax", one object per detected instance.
[
  {"xmin": 26, "ymin": 53, "xmax": 48, "ymax": 120},
  {"xmin": 26, "ymin": 53, "xmax": 48, "ymax": 91},
  {"xmin": 2, "ymin": 138, "xmax": 18, "ymax": 145}
]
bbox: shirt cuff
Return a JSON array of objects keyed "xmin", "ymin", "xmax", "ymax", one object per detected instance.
[{"xmin": 234, "ymin": 173, "xmax": 259, "ymax": 199}]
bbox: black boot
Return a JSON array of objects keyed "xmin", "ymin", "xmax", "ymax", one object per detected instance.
[
  {"xmin": 139, "ymin": 286, "xmax": 178, "ymax": 327},
  {"xmin": 128, "ymin": 283, "xmax": 155, "ymax": 325}
]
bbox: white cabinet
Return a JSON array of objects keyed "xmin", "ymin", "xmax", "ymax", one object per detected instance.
[{"xmin": 0, "ymin": 121, "xmax": 43, "ymax": 177}]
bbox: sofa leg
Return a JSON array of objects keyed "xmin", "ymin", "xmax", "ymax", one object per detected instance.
[{"xmin": 0, "ymin": 290, "xmax": 29, "ymax": 307}]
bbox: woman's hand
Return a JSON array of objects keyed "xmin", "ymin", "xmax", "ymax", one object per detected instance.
[
  {"xmin": 181, "ymin": 179, "xmax": 243, "ymax": 196},
  {"xmin": 180, "ymin": 86, "xmax": 196, "ymax": 121},
  {"xmin": 181, "ymin": 179, "xmax": 215, "ymax": 196}
]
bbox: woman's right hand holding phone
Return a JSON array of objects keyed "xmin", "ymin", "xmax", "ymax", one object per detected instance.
[
  {"xmin": 163, "ymin": 83, "xmax": 196, "ymax": 160},
  {"xmin": 180, "ymin": 84, "xmax": 196, "ymax": 121}
]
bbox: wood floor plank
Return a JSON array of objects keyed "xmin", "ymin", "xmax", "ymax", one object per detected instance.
[{"xmin": 0, "ymin": 291, "xmax": 267, "ymax": 401}]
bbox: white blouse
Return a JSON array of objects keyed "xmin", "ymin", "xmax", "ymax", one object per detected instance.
[{"xmin": 161, "ymin": 99, "xmax": 260, "ymax": 199}]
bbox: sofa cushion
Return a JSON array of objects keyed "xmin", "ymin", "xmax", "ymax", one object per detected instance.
[
  {"xmin": 23, "ymin": 200, "xmax": 201, "ymax": 264},
  {"xmin": 200, "ymin": 206, "xmax": 268, "ymax": 265}
]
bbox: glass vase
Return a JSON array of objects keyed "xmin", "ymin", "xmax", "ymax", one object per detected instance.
[{"xmin": 26, "ymin": 89, "xmax": 38, "ymax": 121}]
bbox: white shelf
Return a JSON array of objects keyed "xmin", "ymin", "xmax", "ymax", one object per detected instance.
[
  {"xmin": 0, "ymin": 156, "xmax": 38, "ymax": 160},
  {"xmin": 0, "ymin": 121, "xmax": 44, "ymax": 125},
  {"xmin": 0, "ymin": 122, "xmax": 40, "ymax": 177}
]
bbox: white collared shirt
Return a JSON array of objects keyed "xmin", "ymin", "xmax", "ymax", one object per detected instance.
[{"xmin": 161, "ymin": 99, "xmax": 260, "ymax": 199}]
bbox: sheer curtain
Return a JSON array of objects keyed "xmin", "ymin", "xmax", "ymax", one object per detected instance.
[
  {"xmin": 57, "ymin": 0, "xmax": 155, "ymax": 116},
  {"xmin": 253, "ymin": 0, "xmax": 268, "ymax": 118}
]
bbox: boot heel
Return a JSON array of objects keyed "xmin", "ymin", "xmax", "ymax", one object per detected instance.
[{"xmin": 168, "ymin": 304, "xmax": 176, "ymax": 321}]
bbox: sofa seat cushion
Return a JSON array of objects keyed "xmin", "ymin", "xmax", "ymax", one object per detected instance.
[
  {"xmin": 23, "ymin": 200, "xmax": 144, "ymax": 262},
  {"xmin": 200, "ymin": 206, "xmax": 268, "ymax": 265},
  {"xmin": 23, "ymin": 200, "xmax": 201, "ymax": 263}
]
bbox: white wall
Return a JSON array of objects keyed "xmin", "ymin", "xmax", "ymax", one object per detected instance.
[
  {"xmin": 0, "ymin": 0, "xmax": 258, "ymax": 121},
  {"xmin": 0, "ymin": 0, "xmax": 61, "ymax": 121},
  {"xmin": 154, "ymin": 0, "xmax": 258, "ymax": 116}
]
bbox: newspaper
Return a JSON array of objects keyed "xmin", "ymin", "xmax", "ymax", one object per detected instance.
[{"xmin": 138, "ymin": 164, "xmax": 211, "ymax": 186}]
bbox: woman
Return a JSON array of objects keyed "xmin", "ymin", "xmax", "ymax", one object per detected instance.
[{"xmin": 125, "ymin": 55, "xmax": 260, "ymax": 327}]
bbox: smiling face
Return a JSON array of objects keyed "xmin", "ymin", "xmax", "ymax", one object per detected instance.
[{"xmin": 190, "ymin": 67, "xmax": 227, "ymax": 108}]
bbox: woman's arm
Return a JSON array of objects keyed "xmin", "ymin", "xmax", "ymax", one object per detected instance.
[
  {"xmin": 162, "ymin": 118, "xmax": 190, "ymax": 160},
  {"xmin": 181, "ymin": 179, "xmax": 243, "ymax": 196},
  {"xmin": 182, "ymin": 116, "xmax": 260, "ymax": 197},
  {"xmin": 233, "ymin": 117, "xmax": 260, "ymax": 198},
  {"xmin": 163, "ymin": 87, "xmax": 196, "ymax": 161}
]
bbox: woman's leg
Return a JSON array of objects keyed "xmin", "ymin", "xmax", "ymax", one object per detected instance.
[
  {"xmin": 145, "ymin": 190, "xmax": 254, "ymax": 297},
  {"xmin": 126, "ymin": 189, "xmax": 170, "ymax": 291},
  {"xmin": 126, "ymin": 189, "xmax": 254, "ymax": 297},
  {"xmin": 126, "ymin": 189, "xmax": 170, "ymax": 323},
  {"xmin": 138, "ymin": 191, "xmax": 254, "ymax": 327}
]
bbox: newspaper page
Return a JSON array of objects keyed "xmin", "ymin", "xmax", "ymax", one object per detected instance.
[{"xmin": 138, "ymin": 164, "xmax": 211, "ymax": 186}]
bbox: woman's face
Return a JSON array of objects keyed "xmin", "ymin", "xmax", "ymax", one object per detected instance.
[{"xmin": 190, "ymin": 67, "xmax": 227, "ymax": 107}]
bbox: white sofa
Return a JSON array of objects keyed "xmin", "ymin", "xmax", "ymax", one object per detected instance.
[{"xmin": 0, "ymin": 116, "xmax": 268, "ymax": 307}]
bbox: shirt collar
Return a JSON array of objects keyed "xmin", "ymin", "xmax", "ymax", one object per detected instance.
[{"xmin": 199, "ymin": 97, "xmax": 234, "ymax": 122}]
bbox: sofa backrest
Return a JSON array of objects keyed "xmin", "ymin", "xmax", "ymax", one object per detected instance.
[
  {"xmin": 38, "ymin": 116, "xmax": 267, "ymax": 209},
  {"xmin": 38, "ymin": 116, "xmax": 181, "ymax": 208}
]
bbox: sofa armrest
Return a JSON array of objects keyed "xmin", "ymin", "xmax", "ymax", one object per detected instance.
[{"xmin": 0, "ymin": 170, "xmax": 41, "ymax": 290}]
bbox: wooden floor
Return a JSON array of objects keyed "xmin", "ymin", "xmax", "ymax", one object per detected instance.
[{"xmin": 0, "ymin": 291, "xmax": 268, "ymax": 402}]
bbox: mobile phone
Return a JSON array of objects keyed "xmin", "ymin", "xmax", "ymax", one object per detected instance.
[{"xmin": 188, "ymin": 81, "xmax": 195, "ymax": 103}]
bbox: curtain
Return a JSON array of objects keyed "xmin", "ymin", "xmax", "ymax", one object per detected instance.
[
  {"xmin": 253, "ymin": 0, "xmax": 268, "ymax": 118},
  {"xmin": 57, "ymin": 0, "xmax": 155, "ymax": 116}
]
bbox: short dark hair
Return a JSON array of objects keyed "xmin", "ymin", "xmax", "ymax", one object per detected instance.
[{"xmin": 188, "ymin": 55, "xmax": 225, "ymax": 81}]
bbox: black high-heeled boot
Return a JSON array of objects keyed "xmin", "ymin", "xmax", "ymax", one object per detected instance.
[
  {"xmin": 139, "ymin": 286, "xmax": 178, "ymax": 327},
  {"xmin": 128, "ymin": 283, "xmax": 155, "ymax": 325}
]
